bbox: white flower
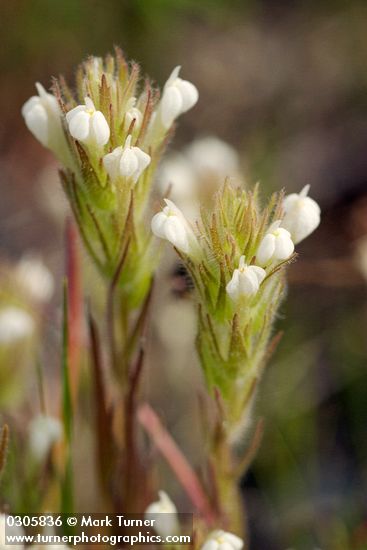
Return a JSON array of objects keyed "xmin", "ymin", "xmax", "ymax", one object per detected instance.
[
  {"xmin": 185, "ymin": 137, "xmax": 239, "ymax": 180},
  {"xmin": 0, "ymin": 307, "xmax": 34, "ymax": 345},
  {"xmin": 151, "ymin": 199, "xmax": 198, "ymax": 255},
  {"xmin": 145, "ymin": 491, "xmax": 180, "ymax": 538},
  {"xmin": 28, "ymin": 414, "xmax": 62, "ymax": 463},
  {"xmin": 0, "ymin": 513, "xmax": 25, "ymax": 550},
  {"xmin": 281, "ymin": 185, "xmax": 321, "ymax": 244},
  {"xmin": 256, "ymin": 221, "xmax": 294, "ymax": 266},
  {"xmin": 160, "ymin": 66, "xmax": 199, "ymax": 128},
  {"xmin": 103, "ymin": 135, "xmax": 151, "ymax": 183},
  {"xmin": 22, "ymin": 83, "xmax": 62, "ymax": 149},
  {"xmin": 15, "ymin": 257, "xmax": 54, "ymax": 303},
  {"xmin": 66, "ymin": 97, "xmax": 110, "ymax": 146},
  {"xmin": 201, "ymin": 530, "xmax": 244, "ymax": 550},
  {"xmin": 124, "ymin": 97, "xmax": 143, "ymax": 130},
  {"xmin": 226, "ymin": 256, "xmax": 266, "ymax": 301}
]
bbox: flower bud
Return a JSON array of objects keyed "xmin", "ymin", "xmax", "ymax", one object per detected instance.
[
  {"xmin": 22, "ymin": 83, "xmax": 62, "ymax": 149},
  {"xmin": 201, "ymin": 530, "xmax": 244, "ymax": 550},
  {"xmin": 66, "ymin": 97, "xmax": 110, "ymax": 147},
  {"xmin": 145, "ymin": 491, "xmax": 180, "ymax": 538},
  {"xmin": 103, "ymin": 135, "xmax": 151, "ymax": 183},
  {"xmin": 0, "ymin": 307, "xmax": 34, "ymax": 345},
  {"xmin": 281, "ymin": 185, "xmax": 321, "ymax": 244},
  {"xmin": 226, "ymin": 256, "xmax": 266, "ymax": 301},
  {"xmin": 256, "ymin": 221, "xmax": 294, "ymax": 266},
  {"xmin": 159, "ymin": 66, "xmax": 198, "ymax": 128},
  {"xmin": 151, "ymin": 199, "xmax": 198, "ymax": 255},
  {"xmin": 28, "ymin": 414, "xmax": 62, "ymax": 463}
]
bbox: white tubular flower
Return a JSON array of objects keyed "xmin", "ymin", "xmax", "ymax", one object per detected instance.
[
  {"xmin": 281, "ymin": 184, "xmax": 321, "ymax": 244},
  {"xmin": 0, "ymin": 513, "xmax": 25, "ymax": 550},
  {"xmin": 0, "ymin": 307, "xmax": 34, "ymax": 345},
  {"xmin": 256, "ymin": 221, "xmax": 294, "ymax": 267},
  {"xmin": 151, "ymin": 199, "xmax": 198, "ymax": 255},
  {"xmin": 66, "ymin": 97, "xmax": 110, "ymax": 146},
  {"xmin": 16, "ymin": 257, "xmax": 54, "ymax": 303},
  {"xmin": 22, "ymin": 83, "xmax": 62, "ymax": 149},
  {"xmin": 103, "ymin": 135, "xmax": 151, "ymax": 183},
  {"xmin": 145, "ymin": 491, "xmax": 180, "ymax": 538},
  {"xmin": 226, "ymin": 256, "xmax": 266, "ymax": 301},
  {"xmin": 124, "ymin": 97, "xmax": 143, "ymax": 130},
  {"xmin": 28, "ymin": 414, "xmax": 62, "ymax": 463},
  {"xmin": 160, "ymin": 66, "xmax": 199, "ymax": 128},
  {"xmin": 201, "ymin": 530, "xmax": 244, "ymax": 550}
]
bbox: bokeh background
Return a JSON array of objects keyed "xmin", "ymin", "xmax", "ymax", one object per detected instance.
[{"xmin": 1, "ymin": 1, "xmax": 367, "ymax": 549}]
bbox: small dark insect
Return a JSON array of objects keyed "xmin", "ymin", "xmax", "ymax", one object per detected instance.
[{"xmin": 170, "ymin": 262, "xmax": 194, "ymax": 298}]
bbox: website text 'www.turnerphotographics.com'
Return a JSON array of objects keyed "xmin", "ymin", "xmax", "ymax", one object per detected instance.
[{"xmin": 4, "ymin": 513, "xmax": 193, "ymax": 546}]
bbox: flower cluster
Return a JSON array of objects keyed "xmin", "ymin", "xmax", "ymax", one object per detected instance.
[
  {"xmin": 151, "ymin": 183, "xmax": 320, "ymax": 436},
  {"xmin": 22, "ymin": 50, "xmax": 198, "ymax": 307}
]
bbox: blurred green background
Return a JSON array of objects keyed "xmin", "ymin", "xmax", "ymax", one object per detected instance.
[{"xmin": 1, "ymin": 1, "xmax": 367, "ymax": 549}]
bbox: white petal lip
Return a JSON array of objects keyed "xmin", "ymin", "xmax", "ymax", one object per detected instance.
[
  {"xmin": 164, "ymin": 217, "xmax": 190, "ymax": 253},
  {"xmin": 161, "ymin": 86, "xmax": 183, "ymax": 128},
  {"xmin": 120, "ymin": 148, "xmax": 139, "ymax": 178},
  {"xmin": 65, "ymin": 104, "xmax": 85, "ymax": 122},
  {"xmin": 151, "ymin": 212, "xmax": 168, "ymax": 239},
  {"xmin": 274, "ymin": 230, "xmax": 295, "ymax": 259},
  {"xmin": 103, "ymin": 141, "xmax": 151, "ymax": 183},
  {"xmin": 68, "ymin": 110, "xmax": 90, "ymax": 141},
  {"xmin": 24, "ymin": 103, "xmax": 49, "ymax": 145},
  {"xmin": 175, "ymin": 79, "xmax": 199, "ymax": 112},
  {"xmin": 22, "ymin": 96, "xmax": 41, "ymax": 117},
  {"xmin": 103, "ymin": 147, "xmax": 122, "ymax": 181},
  {"xmin": 226, "ymin": 258, "xmax": 266, "ymax": 301},
  {"xmin": 91, "ymin": 111, "xmax": 110, "ymax": 145},
  {"xmin": 256, "ymin": 234, "xmax": 275, "ymax": 266},
  {"xmin": 66, "ymin": 100, "xmax": 110, "ymax": 146},
  {"xmin": 256, "ymin": 223, "xmax": 294, "ymax": 266}
]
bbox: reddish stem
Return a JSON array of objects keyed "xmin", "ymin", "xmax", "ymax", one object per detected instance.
[
  {"xmin": 65, "ymin": 219, "xmax": 84, "ymax": 406},
  {"xmin": 138, "ymin": 403, "xmax": 217, "ymax": 526}
]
